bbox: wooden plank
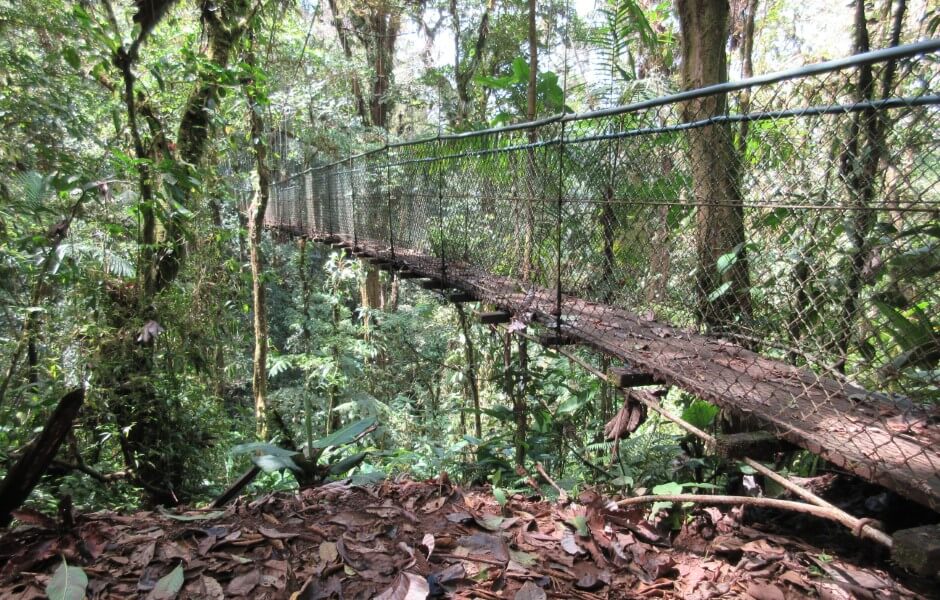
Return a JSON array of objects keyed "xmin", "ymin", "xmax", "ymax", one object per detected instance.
[
  {"xmin": 420, "ymin": 279, "xmax": 448, "ymax": 290},
  {"xmin": 476, "ymin": 311, "xmax": 511, "ymax": 324},
  {"xmin": 447, "ymin": 291, "xmax": 477, "ymax": 303},
  {"xmin": 711, "ymin": 431, "xmax": 789, "ymax": 461},
  {"xmin": 539, "ymin": 333, "xmax": 576, "ymax": 347},
  {"xmin": 892, "ymin": 525, "xmax": 940, "ymax": 576},
  {"xmin": 397, "ymin": 270, "xmax": 425, "ymax": 279},
  {"xmin": 609, "ymin": 367, "xmax": 662, "ymax": 388}
]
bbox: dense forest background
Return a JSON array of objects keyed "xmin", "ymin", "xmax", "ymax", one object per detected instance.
[{"xmin": 0, "ymin": 0, "xmax": 935, "ymax": 513}]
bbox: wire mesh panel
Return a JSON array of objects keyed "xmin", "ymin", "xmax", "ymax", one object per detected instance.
[{"xmin": 270, "ymin": 41, "xmax": 940, "ymax": 510}]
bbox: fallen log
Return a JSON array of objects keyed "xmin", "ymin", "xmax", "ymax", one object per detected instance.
[
  {"xmin": 209, "ymin": 466, "xmax": 261, "ymax": 508},
  {"xmin": 0, "ymin": 387, "xmax": 85, "ymax": 527}
]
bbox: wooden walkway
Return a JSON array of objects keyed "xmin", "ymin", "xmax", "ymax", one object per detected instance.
[{"xmin": 284, "ymin": 227, "xmax": 940, "ymax": 512}]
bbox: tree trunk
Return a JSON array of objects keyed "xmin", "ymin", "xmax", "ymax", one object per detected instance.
[
  {"xmin": 677, "ymin": 0, "xmax": 752, "ymax": 334},
  {"xmin": 526, "ymin": 0, "xmax": 537, "ymax": 124},
  {"xmin": 359, "ymin": 261, "xmax": 382, "ymax": 337},
  {"xmin": 92, "ymin": 0, "xmax": 252, "ymax": 505},
  {"xmin": 299, "ymin": 238, "xmax": 312, "ymax": 352},
  {"xmin": 455, "ymin": 304, "xmax": 482, "ymax": 439},
  {"xmin": 450, "ymin": 0, "xmax": 495, "ymax": 129},
  {"xmin": 835, "ymin": 0, "xmax": 904, "ymax": 372},
  {"xmin": 246, "ymin": 39, "xmax": 272, "ymax": 440},
  {"xmin": 0, "ymin": 388, "xmax": 84, "ymax": 526},
  {"xmin": 507, "ymin": 332, "xmax": 527, "ymax": 467}
]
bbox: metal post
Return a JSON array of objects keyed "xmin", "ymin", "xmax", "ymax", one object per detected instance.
[
  {"xmin": 385, "ymin": 145, "xmax": 395, "ymax": 258},
  {"xmin": 349, "ymin": 157, "xmax": 358, "ymax": 249}
]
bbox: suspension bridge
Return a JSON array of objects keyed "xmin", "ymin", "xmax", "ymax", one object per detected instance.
[{"xmin": 265, "ymin": 41, "xmax": 940, "ymax": 511}]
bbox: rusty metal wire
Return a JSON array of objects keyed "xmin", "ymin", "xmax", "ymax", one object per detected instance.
[{"xmin": 268, "ymin": 41, "xmax": 940, "ymax": 510}]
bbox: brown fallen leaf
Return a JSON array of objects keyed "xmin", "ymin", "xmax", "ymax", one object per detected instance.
[
  {"xmin": 514, "ymin": 581, "xmax": 547, "ymax": 600},
  {"xmin": 560, "ymin": 531, "xmax": 585, "ymax": 556},
  {"xmin": 374, "ymin": 572, "xmax": 429, "ymax": 600},
  {"xmin": 226, "ymin": 569, "xmax": 261, "ymax": 596},
  {"xmin": 456, "ymin": 533, "xmax": 509, "ymax": 563},
  {"xmin": 746, "ymin": 581, "xmax": 786, "ymax": 600},
  {"xmin": 10, "ymin": 508, "xmax": 56, "ymax": 530},
  {"xmin": 422, "ymin": 497, "xmax": 447, "ymax": 513},
  {"xmin": 129, "ymin": 540, "xmax": 157, "ymax": 569},
  {"xmin": 187, "ymin": 575, "xmax": 224, "ymax": 600},
  {"xmin": 319, "ymin": 541, "xmax": 338, "ymax": 563}
]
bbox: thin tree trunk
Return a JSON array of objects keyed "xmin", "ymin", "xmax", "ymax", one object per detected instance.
[
  {"xmin": 835, "ymin": 0, "xmax": 905, "ymax": 372},
  {"xmin": 299, "ymin": 238, "xmax": 312, "ymax": 351},
  {"xmin": 526, "ymin": 0, "xmax": 537, "ymax": 123},
  {"xmin": 246, "ymin": 39, "xmax": 272, "ymax": 439},
  {"xmin": 507, "ymin": 332, "xmax": 526, "ymax": 466},
  {"xmin": 359, "ymin": 262, "xmax": 382, "ymax": 337},
  {"xmin": 0, "ymin": 388, "xmax": 84, "ymax": 526},
  {"xmin": 455, "ymin": 304, "xmax": 482, "ymax": 439}
]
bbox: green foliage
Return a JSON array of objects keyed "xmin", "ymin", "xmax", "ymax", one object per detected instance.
[
  {"xmin": 681, "ymin": 400, "xmax": 719, "ymax": 430},
  {"xmin": 477, "ymin": 57, "xmax": 571, "ymax": 125}
]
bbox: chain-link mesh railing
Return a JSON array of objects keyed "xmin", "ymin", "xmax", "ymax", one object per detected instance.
[{"xmin": 268, "ymin": 41, "xmax": 940, "ymax": 509}]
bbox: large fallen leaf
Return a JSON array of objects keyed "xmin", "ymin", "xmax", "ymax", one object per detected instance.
[
  {"xmin": 319, "ymin": 541, "xmax": 338, "ymax": 563},
  {"xmin": 149, "ymin": 563, "xmax": 185, "ymax": 600},
  {"xmin": 46, "ymin": 559, "xmax": 88, "ymax": 600},
  {"xmin": 560, "ymin": 532, "xmax": 585, "ymax": 556},
  {"xmin": 193, "ymin": 575, "xmax": 224, "ymax": 600},
  {"xmin": 746, "ymin": 581, "xmax": 785, "ymax": 600},
  {"xmin": 514, "ymin": 581, "xmax": 547, "ymax": 600},
  {"xmin": 226, "ymin": 569, "xmax": 261, "ymax": 596},
  {"xmin": 456, "ymin": 533, "xmax": 509, "ymax": 562},
  {"xmin": 374, "ymin": 572, "xmax": 429, "ymax": 600}
]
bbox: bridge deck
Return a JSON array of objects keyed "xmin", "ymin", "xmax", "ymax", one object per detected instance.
[{"xmin": 292, "ymin": 228, "xmax": 940, "ymax": 512}]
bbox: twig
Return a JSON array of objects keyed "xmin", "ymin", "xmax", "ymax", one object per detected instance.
[
  {"xmin": 433, "ymin": 552, "xmax": 505, "ymax": 566},
  {"xmin": 535, "ymin": 462, "xmax": 568, "ymax": 503},
  {"xmin": 616, "ymin": 493, "xmax": 892, "ymax": 547}
]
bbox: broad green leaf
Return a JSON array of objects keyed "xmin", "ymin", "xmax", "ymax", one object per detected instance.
[
  {"xmin": 326, "ymin": 451, "xmax": 367, "ymax": 475},
  {"xmin": 46, "ymin": 559, "xmax": 88, "ymax": 600},
  {"xmin": 566, "ymin": 515, "xmax": 589, "ymax": 537},
  {"xmin": 611, "ymin": 475, "xmax": 634, "ymax": 487},
  {"xmin": 555, "ymin": 395, "xmax": 584, "ymax": 416},
  {"xmin": 492, "ymin": 487, "xmax": 507, "ymax": 507},
  {"xmin": 716, "ymin": 251, "xmax": 738, "ymax": 274},
  {"xmin": 706, "ymin": 281, "xmax": 732, "ymax": 302},
  {"xmin": 681, "ymin": 400, "xmax": 719, "ymax": 430},
  {"xmin": 874, "ymin": 300, "xmax": 932, "ymax": 351},
  {"xmin": 231, "ymin": 442, "xmax": 297, "ymax": 458},
  {"xmin": 651, "ymin": 481, "xmax": 683, "ymax": 495},
  {"xmin": 252, "ymin": 454, "xmax": 301, "ymax": 473},
  {"xmin": 151, "ymin": 563, "xmax": 184, "ymax": 599},
  {"xmin": 311, "ymin": 417, "xmax": 376, "ymax": 449}
]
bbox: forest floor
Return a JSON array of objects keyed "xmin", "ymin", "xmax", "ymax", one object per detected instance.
[{"xmin": 0, "ymin": 476, "xmax": 936, "ymax": 599}]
